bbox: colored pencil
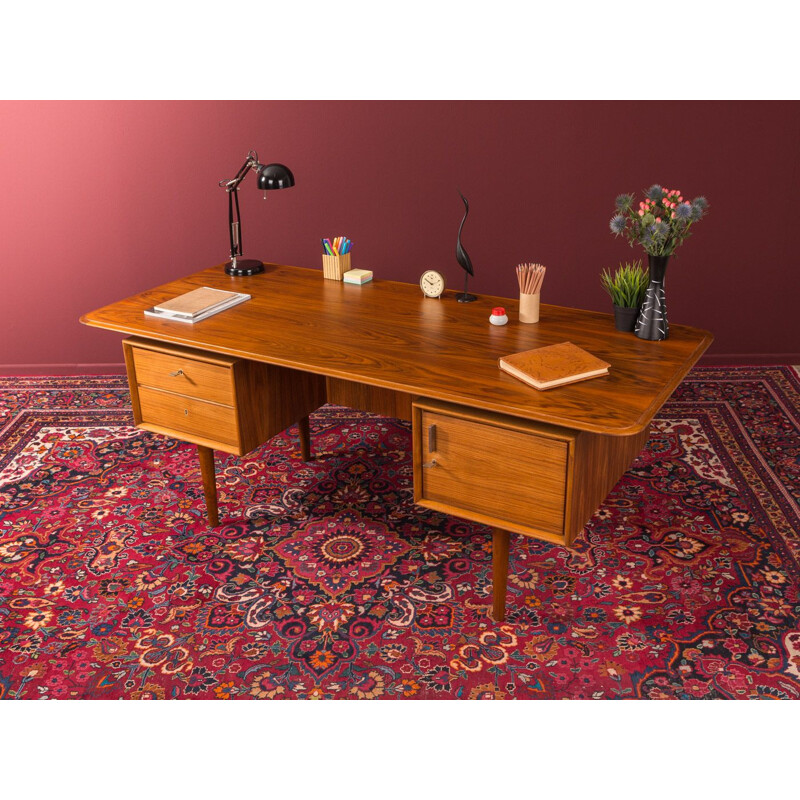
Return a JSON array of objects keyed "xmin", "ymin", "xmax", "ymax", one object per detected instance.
[{"xmin": 516, "ymin": 263, "xmax": 546, "ymax": 295}]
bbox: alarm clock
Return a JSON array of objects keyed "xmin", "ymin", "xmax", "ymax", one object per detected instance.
[{"xmin": 419, "ymin": 269, "xmax": 446, "ymax": 299}]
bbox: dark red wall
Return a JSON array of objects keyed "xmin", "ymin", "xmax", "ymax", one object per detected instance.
[{"xmin": 1, "ymin": 101, "xmax": 798, "ymax": 371}]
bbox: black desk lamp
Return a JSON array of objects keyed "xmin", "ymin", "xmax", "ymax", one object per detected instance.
[{"xmin": 219, "ymin": 150, "xmax": 295, "ymax": 276}]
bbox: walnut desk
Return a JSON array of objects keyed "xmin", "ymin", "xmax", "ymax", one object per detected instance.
[{"xmin": 81, "ymin": 264, "xmax": 712, "ymax": 620}]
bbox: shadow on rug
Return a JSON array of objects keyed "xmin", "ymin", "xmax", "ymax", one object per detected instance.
[{"xmin": 0, "ymin": 367, "xmax": 798, "ymax": 699}]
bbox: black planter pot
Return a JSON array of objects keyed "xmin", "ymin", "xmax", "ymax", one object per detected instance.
[
  {"xmin": 613, "ymin": 305, "xmax": 639, "ymax": 332},
  {"xmin": 635, "ymin": 254, "xmax": 670, "ymax": 341}
]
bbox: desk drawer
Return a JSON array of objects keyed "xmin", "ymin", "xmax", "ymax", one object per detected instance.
[
  {"xmin": 138, "ymin": 386, "xmax": 239, "ymax": 447},
  {"xmin": 132, "ymin": 347, "xmax": 235, "ymax": 406},
  {"xmin": 414, "ymin": 401, "xmax": 570, "ymax": 540}
]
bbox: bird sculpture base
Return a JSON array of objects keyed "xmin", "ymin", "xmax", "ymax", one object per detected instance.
[
  {"xmin": 455, "ymin": 293, "xmax": 477, "ymax": 303},
  {"xmin": 225, "ymin": 259, "xmax": 264, "ymax": 277}
]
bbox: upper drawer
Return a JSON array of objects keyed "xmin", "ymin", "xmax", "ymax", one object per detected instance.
[
  {"xmin": 416, "ymin": 405, "xmax": 570, "ymax": 538},
  {"xmin": 131, "ymin": 346, "xmax": 235, "ymax": 406}
]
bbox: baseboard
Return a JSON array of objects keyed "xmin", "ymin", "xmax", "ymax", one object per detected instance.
[
  {"xmin": 0, "ymin": 363, "xmax": 126, "ymax": 376},
  {"xmin": 699, "ymin": 353, "xmax": 800, "ymax": 366}
]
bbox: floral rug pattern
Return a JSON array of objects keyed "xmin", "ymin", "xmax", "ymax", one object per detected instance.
[{"xmin": 0, "ymin": 368, "xmax": 798, "ymax": 699}]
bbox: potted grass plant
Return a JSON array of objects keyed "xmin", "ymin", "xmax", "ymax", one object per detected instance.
[{"xmin": 601, "ymin": 260, "xmax": 649, "ymax": 331}]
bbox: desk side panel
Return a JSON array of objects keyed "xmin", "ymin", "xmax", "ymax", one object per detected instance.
[{"xmin": 564, "ymin": 426, "xmax": 652, "ymax": 545}]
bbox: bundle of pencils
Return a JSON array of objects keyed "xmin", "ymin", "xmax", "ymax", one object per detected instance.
[{"xmin": 516, "ymin": 262, "xmax": 546, "ymax": 295}]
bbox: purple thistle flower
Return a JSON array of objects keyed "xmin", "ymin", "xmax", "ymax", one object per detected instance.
[
  {"xmin": 690, "ymin": 204, "xmax": 704, "ymax": 222},
  {"xmin": 692, "ymin": 196, "xmax": 709, "ymax": 211},
  {"xmin": 609, "ymin": 214, "xmax": 627, "ymax": 235},
  {"xmin": 615, "ymin": 193, "xmax": 634, "ymax": 212},
  {"xmin": 645, "ymin": 184, "xmax": 664, "ymax": 201},
  {"xmin": 654, "ymin": 221, "xmax": 670, "ymax": 238},
  {"xmin": 674, "ymin": 203, "xmax": 692, "ymax": 220}
]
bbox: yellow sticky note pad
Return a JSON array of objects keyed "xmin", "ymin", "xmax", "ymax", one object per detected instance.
[{"xmin": 343, "ymin": 269, "xmax": 373, "ymax": 285}]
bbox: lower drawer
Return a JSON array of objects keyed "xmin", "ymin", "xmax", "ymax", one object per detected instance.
[
  {"xmin": 414, "ymin": 400, "xmax": 572, "ymax": 541},
  {"xmin": 138, "ymin": 386, "xmax": 239, "ymax": 448}
]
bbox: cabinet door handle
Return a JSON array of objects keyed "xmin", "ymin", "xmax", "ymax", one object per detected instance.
[
  {"xmin": 170, "ymin": 369, "xmax": 184, "ymax": 377},
  {"xmin": 428, "ymin": 424, "xmax": 437, "ymax": 452}
]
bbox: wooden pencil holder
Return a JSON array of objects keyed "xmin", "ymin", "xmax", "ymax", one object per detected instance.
[
  {"xmin": 519, "ymin": 292, "xmax": 540, "ymax": 323},
  {"xmin": 322, "ymin": 253, "xmax": 351, "ymax": 281}
]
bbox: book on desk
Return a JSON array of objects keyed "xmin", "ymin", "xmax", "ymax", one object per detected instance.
[
  {"xmin": 144, "ymin": 286, "xmax": 250, "ymax": 323},
  {"xmin": 498, "ymin": 341, "xmax": 610, "ymax": 390}
]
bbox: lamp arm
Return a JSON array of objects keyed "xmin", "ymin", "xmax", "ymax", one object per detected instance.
[
  {"xmin": 221, "ymin": 150, "xmax": 264, "ymax": 262},
  {"xmin": 219, "ymin": 150, "xmax": 262, "ymax": 192},
  {"xmin": 228, "ymin": 183, "xmax": 241, "ymax": 259}
]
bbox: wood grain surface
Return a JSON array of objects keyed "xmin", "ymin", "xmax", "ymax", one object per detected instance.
[
  {"xmin": 137, "ymin": 385, "xmax": 239, "ymax": 447},
  {"xmin": 82, "ymin": 263, "xmax": 713, "ymax": 435},
  {"xmin": 415, "ymin": 407, "xmax": 569, "ymax": 537},
  {"xmin": 131, "ymin": 346, "xmax": 236, "ymax": 406}
]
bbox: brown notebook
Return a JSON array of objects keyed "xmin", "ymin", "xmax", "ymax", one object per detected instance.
[{"xmin": 498, "ymin": 341, "xmax": 610, "ymax": 391}]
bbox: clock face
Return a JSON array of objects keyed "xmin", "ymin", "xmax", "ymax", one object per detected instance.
[{"xmin": 420, "ymin": 269, "xmax": 446, "ymax": 298}]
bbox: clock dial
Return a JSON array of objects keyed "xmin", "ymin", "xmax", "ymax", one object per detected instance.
[{"xmin": 420, "ymin": 270, "xmax": 446, "ymax": 298}]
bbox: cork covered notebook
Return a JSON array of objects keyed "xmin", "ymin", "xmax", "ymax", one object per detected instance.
[
  {"xmin": 498, "ymin": 341, "xmax": 610, "ymax": 391},
  {"xmin": 154, "ymin": 287, "xmax": 247, "ymax": 318}
]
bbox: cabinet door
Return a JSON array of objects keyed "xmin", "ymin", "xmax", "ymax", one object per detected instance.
[{"xmin": 415, "ymin": 405, "xmax": 570, "ymax": 541}]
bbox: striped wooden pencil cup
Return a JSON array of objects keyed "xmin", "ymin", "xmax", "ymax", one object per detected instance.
[
  {"xmin": 519, "ymin": 292, "xmax": 540, "ymax": 323},
  {"xmin": 322, "ymin": 252, "xmax": 351, "ymax": 281}
]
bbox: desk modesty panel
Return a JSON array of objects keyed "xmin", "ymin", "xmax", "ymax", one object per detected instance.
[{"xmin": 82, "ymin": 263, "xmax": 712, "ymax": 436}]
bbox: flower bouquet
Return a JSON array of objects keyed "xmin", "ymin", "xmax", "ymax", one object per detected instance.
[
  {"xmin": 609, "ymin": 184, "xmax": 709, "ymax": 340},
  {"xmin": 610, "ymin": 185, "xmax": 708, "ymax": 256}
]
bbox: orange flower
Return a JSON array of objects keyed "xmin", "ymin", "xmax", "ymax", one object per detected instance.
[
  {"xmin": 396, "ymin": 679, "xmax": 420, "ymax": 697},
  {"xmin": 214, "ymin": 681, "xmax": 236, "ymax": 699},
  {"xmin": 614, "ymin": 604, "xmax": 643, "ymax": 625},
  {"xmin": 24, "ymin": 609, "xmax": 53, "ymax": 630},
  {"xmin": 309, "ymin": 650, "xmax": 336, "ymax": 671}
]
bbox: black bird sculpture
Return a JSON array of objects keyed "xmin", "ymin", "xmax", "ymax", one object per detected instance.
[{"xmin": 455, "ymin": 190, "xmax": 477, "ymax": 302}]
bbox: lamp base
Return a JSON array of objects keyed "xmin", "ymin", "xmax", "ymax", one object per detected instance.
[
  {"xmin": 455, "ymin": 292, "xmax": 478, "ymax": 303},
  {"xmin": 225, "ymin": 259, "xmax": 264, "ymax": 277}
]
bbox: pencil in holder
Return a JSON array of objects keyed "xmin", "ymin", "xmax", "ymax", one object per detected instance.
[
  {"xmin": 515, "ymin": 263, "xmax": 546, "ymax": 323},
  {"xmin": 322, "ymin": 252, "xmax": 351, "ymax": 281},
  {"xmin": 519, "ymin": 292, "xmax": 540, "ymax": 324}
]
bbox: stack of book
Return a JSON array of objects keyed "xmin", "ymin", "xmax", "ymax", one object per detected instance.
[{"xmin": 144, "ymin": 287, "xmax": 250, "ymax": 323}]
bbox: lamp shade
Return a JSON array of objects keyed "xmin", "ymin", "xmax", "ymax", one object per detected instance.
[{"xmin": 257, "ymin": 163, "xmax": 295, "ymax": 191}]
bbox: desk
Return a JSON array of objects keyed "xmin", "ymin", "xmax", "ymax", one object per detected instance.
[{"xmin": 81, "ymin": 263, "xmax": 712, "ymax": 620}]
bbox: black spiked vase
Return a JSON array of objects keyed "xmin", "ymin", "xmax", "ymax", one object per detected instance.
[{"xmin": 635, "ymin": 254, "xmax": 670, "ymax": 341}]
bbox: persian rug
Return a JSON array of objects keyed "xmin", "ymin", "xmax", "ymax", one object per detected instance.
[{"xmin": 0, "ymin": 367, "xmax": 798, "ymax": 700}]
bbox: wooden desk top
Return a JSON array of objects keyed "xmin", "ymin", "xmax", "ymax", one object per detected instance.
[{"xmin": 81, "ymin": 263, "xmax": 713, "ymax": 435}]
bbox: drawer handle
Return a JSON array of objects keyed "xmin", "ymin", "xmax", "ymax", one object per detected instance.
[
  {"xmin": 169, "ymin": 369, "xmax": 184, "ymax": 377},
  {"xmin": 427, "ymin": 423, "xmax": 437, "ymax": 452},
  {"xmin": 422, "ymin": 459, "xmax": 437, "ymax": 469}
]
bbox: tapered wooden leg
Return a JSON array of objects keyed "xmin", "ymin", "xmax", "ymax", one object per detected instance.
[
  {"xmin": 197, "ymin": 445, "xmax": 219, "ymax": 527},
  {"xmin": 298, "ymin": 415, "xmax": 311, "ymax": 461},
  {"xmin": 492, "ymin": 528, "xmax": 510, "ymax": 622}
]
